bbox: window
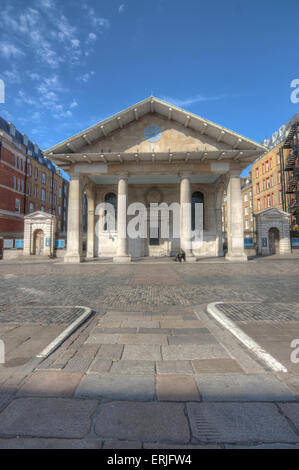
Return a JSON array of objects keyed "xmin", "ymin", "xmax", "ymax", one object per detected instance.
[
  {"xmin": 244, "ymin": 194, "xmax": 248, "ymax": 202},
  {"xmin": 264, "ymin": 196, "xmax": 267, "ymax": 208},
  {"xmin": 41, "ymin": 206, "xmax": 45, "ymax": 212},
  {"xmin": 266, "ymin": 161, "xmax": 269, "ymax": 172},
  {"xmin": 41, "ymin": 189, "xmax": 46, "ymax": 201},
  {"xmin": 13, "ymin": 176, "xmax": 16, "ymax": 190},
  {"xmin": 104, "ymin": 192, "xmax": 117, "ymax": 231},
  {"xmin": 262, "ymin": 163, "xmax": 265, "ymax": 174},
  {"xmin": 244, "ymin": 207, "xmax": 248, "ymax": 216},
  {"xmin": 27, "ymin": 183, "xmax": 31, "ymax": 196},
  {"xmin": 33, "ymin": 185, "xmax": 37, "ymax": 198},
  {"xmin": 29, "ymin": 202, "xmax": 34, "ymax": 213},
  {"xmin": 53, "ymin": 194, "xmax": 57, "ymax": 205},
  {"xmin": 245, "ymin": 220, "xmax": 249, "ymax": 230},
  {"xmin": 15, "ymin": 198, "xmax": 21, "ymax": 213},
  {"xmin": 266, "ymin": 178, "xmax": 270, "ymax": 189},
  {"xmin": 58, "ymin": 206, "xmax": 61, "ymax": 216},
  {"xmin": 256, "ymin": 183, "xmax": 260, "ymax": 194},
  {"xmin": 267, "ymin": 194, "xmax": 271, "ymax": 208},
  {"xmin": 255, "ymin": 168, "xmax": 259, "ymax": 178},
  {"xmin": 34, "ymin": 168, "xmax": 38, "ymax": 179},
  {"xmin": 192, "ymin": 191, "xmax": 204, "ymax": 230},
  {"xmin": 59, "ymin": 186, "xmax": 62, "ymax": 198},
  {"xmin": 278, "ymin": 172, "xmax": 281, "ymax": 184},
  {"xmin": 41, "ymin": 172, "xmax": 46, "ymax": 184},
  {"xmin": 250, "ymin": 200, "xmax": 253, "ymax": 208},
  {"xmin": 257, "ymin": 199, "xmax": 261, "ymax": 211},
  {"xmin": 14, "ymin": 156, "xmax": 17, "ymax": 168},
  {"xmin": 28, "ymin": 164, "xmax": 32, "ymax": 177}
]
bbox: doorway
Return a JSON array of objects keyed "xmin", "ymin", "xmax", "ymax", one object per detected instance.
[
  {"xmin": 268, "ymin": 227, "xmax": 280, "ymax": 254},
  {"xmin": 33, "ymin": 229, "xmax": 44, "ymax": 255}
]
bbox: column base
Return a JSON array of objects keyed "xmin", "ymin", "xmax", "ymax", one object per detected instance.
[
  {"xmin": 113, "ymin": 255, "xmax": 132, "ymax": 263},
  {"xmin": 225, "ymin": 253, "xmax": 248, "ymax": 262},
  {"xmin": 64, "ymin": 254, "xmax": 84, "ymax": 263}
]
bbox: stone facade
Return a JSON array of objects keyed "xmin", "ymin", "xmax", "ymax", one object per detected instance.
[
  {"xmin": 255, "ymin": 208, "xmax": 291, "ymax": 255},
  {"xmin": 44, "ymin": 97, "xmax": 266, "ymax": 263},
  {"xmin": 23, "ymin": 211, "xmax": 56, "ymax": 257}
]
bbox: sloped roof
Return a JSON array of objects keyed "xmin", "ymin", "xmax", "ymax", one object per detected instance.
[{"xmin": 45, "ymin": 96, "xmax": 266, "ymax": 156}]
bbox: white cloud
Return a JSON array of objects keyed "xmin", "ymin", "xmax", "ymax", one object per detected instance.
[
  {"xmin": 0, "ymin": 42, "xmax": 24, "ymax": 59},
  {"xmin": 77, "ymin": 71, "xmax": 95, "ymax": 83},
  {"xmin": 87, "ymin": 33, "xmax": 97, "ymax": 43},
  {"xmin": 159, "ymin": 93, "xmax": 227, "ymax": 107},
  {"xmin": 2, "ymin": 68, "xmax": 21, "ymax": 84},
  {"xmin": 70, "ymin": 99, "xmax": 78, "ymax": 109},
  {"xmin": 118, "ymin": 4, "xmax": 125, "ymax": 14}
]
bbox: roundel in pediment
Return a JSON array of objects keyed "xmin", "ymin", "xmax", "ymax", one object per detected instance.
[{"xmin": 144, "ymin": 187, "xmax": 163, "ymax": 204}]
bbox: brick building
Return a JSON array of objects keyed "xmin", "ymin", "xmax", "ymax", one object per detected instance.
[
  {"xmin": 0, "ymin": 117, "xmax": 69, "ymax": 240},
  {"xmin": 251, "ymin": 143, "xmax": 289, "ymax": 216}
]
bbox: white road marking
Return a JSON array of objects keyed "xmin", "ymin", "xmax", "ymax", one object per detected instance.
[{"xmin": 207, "ymin": 302, "xmax": 288, "ymax": 373}]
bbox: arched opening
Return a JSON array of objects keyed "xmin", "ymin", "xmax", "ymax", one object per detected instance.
[
  {"xmin": 33, "ymin": 229, "xmax": 44, "ymax": 255},
  {"xmin": 104, "ymin": 192, "xmax": 117, "ymax": 231},
  {"xmin": 268, "ymin": 227, "xmax": 280, "ymax": 254},
  {"xmin": 192, "ymin": 191, "xmax": 204, "ymax": 230}
]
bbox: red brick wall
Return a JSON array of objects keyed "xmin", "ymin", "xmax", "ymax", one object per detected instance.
[{"xmin": 0, "ymin": 216, "xmax": 24, "ymax": 233}]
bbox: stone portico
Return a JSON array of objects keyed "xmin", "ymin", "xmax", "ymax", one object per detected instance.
[{"xmin": 44, "ymin": 97, "xmax": 266, "ymax": 263}]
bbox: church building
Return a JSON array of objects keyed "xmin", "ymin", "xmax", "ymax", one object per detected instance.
[{"xmin": 44, "ymin": 97, "xmax": 266, "ymax": 263}]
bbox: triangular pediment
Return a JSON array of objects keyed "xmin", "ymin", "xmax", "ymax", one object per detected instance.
[
  {"xmin": 256, "ymin": 208, "xmax": 290, "ymax": 219},
  {"xmin": 44, "ymin": 96, "xmax": 267, "ymax": 169},
  {"xmin": 24, "ymin": 211, "xmax": 55, "ymax": 221}
]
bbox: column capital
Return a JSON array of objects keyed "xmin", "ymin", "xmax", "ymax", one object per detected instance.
[
  {"xmin": 227, "ymin": 170, "xmax": 242, "ymax": 178},
  {"xmin": 179, "ymin": 171, "xmax": 192, "ymax": 180},
  {"xmin": 116, "ymin": 172, "xmax": 129, "ymax": 180}
]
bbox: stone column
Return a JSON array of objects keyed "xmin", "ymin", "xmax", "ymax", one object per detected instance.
[
  {"xmin": 180, "ymin": 173, "xmax": 196, "ymax": 262},
  {"xmin": 86, "ymin": 190, "xmax": 95, "ymax": 259},
  {"xmin": 113, "ymin": 174, "xmax": 131, "ymax": 263},
  {"xmin": 64, "ymin": 174, "xmax": 83, "ymax": 263},
  {"xmin": 225, "ymin": 172, "xmax": 247, "ymax": 261}
]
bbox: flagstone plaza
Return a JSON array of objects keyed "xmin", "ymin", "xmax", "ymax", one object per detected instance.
[{"xmin": 0, "ymin": 254, "xmax": 299, "ymax": 448}]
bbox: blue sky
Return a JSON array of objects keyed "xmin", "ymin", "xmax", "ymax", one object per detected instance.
[{"xmin": 1, "ymin": 0, "xmax": 299, "ymax": 176}]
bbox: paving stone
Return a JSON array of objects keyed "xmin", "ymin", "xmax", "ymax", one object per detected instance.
[
  {"xmin": 118, "ymin": 334, "xmax": 168, "ymax": 345},
  {"xmin": 96, "ymin": 344, "xmax": 124, "ymax": 360},
  {"xmin": 122, "ymin": 345, "xmax": 162, "ymax": 361},
  {"xmin": 75, "ymin": 374, "xmax": 155, "ymax": 400},
  {"xmin": 110, "ymin": 360, "xmax": 156, "ymax": 375},
  {"xmin": 192, "ymin": 359, "xmax": 245, "ymax": 374},
  {"xmin": 156, "ymin": 360, "xmax": 194, "ymax": 375},
  {"xmin": 95, "ymin": 328, "xmax": 137, "ymax": 334},
  {"xmin": 278, "ymin": 403, "xmax": 299, "ymax": 432},
  {"xmin": 94, "ymin": 402, "xmax": 190, "ymax": 443},
  {"xmin": 72, "ymin": 344, "xmax": 100, "ymax": 359},
  {"xmin": 144, "ymin": 443, "xmax": 221, "ymax": 449},
  {"xmin": 172, "ymin": 328, "xmax": 210, "ymax": 335},
  {"xmin": 168, "ymin": 335, "xmax": 217, "ymax": 345},
  {"xmin": 0, "ymin": 439, "xmax": 102, "ymax": 449},
  {"xmin": 162, "ymin": 344, "xmax": 229, "ymax": 361},
  {"xmin": 17, "ymin": 371, "xmax": 84, "ymax": 397},
  {"xmin": 88, "ymin": 359, "xmax": 112, "ymax": 373},
  {"xmin": 139, "ymin": 328, "xmax": 172, "ymax": 334},
  {"xmin": 156, "ymin": 375, "xmax": 201, "ymax": 401},
  {"xmin": 85, "ymin": 334, "xmax": 120, "ymax": 344},
  {"xmin": 0, "ymin": 398, "xmax": 98, "ymax": 438},
  {"xmin": 225, "ymin": 444, "xmax": 299, "ymax": 449},
  {"xmin": 194, "ymin": 374, "xmax": 296, "ymax": 402},
  {"xmin": 186, "ymin": 403, "xmax": 299, "ymax": 443},
  {"xmin": 160, "ymin": 320, "xmax": 203, "ymax": 329},
  {"xmin": 103, "ymin": 440, "xmax": 142, "ymax": 449},
  {"xmin": 121, "ymin": 320, "xmax": 160, "ymax": 328},
  {"xmin": 97, "ymin": 321, "xmax": 121, "ymax": 328},
  {"xmin": 64, "ymin": 357, "xmax": 94, "ymax": 372}
]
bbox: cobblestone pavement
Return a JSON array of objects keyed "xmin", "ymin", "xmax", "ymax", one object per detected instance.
[{"xmin": 0, "ymin": 255, "xmax": 299, "ymax": 448}]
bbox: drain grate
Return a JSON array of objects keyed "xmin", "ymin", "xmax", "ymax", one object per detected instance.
[{"xmin": 216, "ymin": 303, "xmax": 299, "ymax": 323}]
